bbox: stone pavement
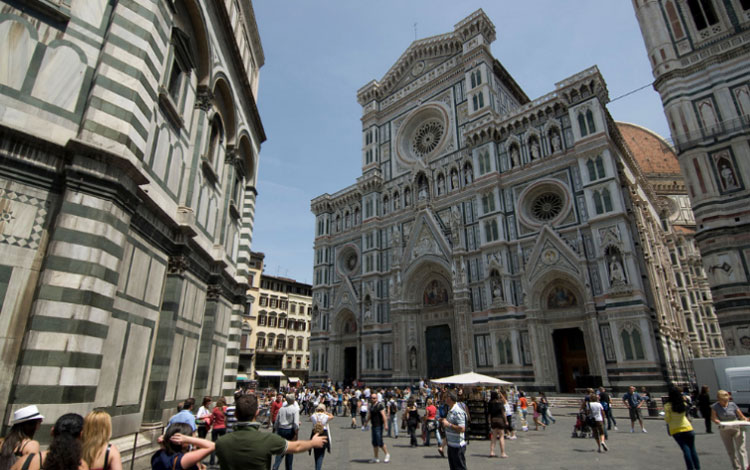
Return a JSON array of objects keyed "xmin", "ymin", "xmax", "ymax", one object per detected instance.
[{"xmin": 273, "ymin": 408, "xmax": 738, "ymax": 470}]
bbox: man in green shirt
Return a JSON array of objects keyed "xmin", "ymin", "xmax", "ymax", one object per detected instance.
[{"xmin": 215, "ymin": 394, "xmax": 327, "ymax": 470}]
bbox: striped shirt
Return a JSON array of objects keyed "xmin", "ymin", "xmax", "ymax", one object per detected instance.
[{"xmin": 445, "ymin": 403, "xmax": 467, "ymax": 448}]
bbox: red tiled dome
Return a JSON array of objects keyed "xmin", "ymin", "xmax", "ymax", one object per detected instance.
[{"xmin": 617, "ymin": 122, "xmax": 680, "ymax": 177}]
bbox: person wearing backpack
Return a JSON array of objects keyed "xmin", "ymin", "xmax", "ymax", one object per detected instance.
[{"xmin": 386, "ymin": 394, "xmax": 399, "ymax": 439}]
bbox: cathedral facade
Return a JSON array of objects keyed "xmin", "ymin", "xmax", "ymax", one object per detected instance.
[
  {"xmin": 633, "ymin": 0, "xmax": 750, "ymax": 355},
  {"xmin": 0, "ymin": 0, "xmax": 264, "ymax": 451},
  {"xmin": 310, "ymin": 10, "xmax": 722, "ymax": 392}
]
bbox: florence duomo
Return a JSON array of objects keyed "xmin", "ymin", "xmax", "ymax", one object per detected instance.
[{"xmin": 310, "ymin": 9, "xmax": 725, "ymax": 392}]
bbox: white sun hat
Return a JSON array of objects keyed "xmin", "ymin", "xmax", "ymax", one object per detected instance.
[{"xmin": 12, "ymin": 405, "xmax": 44, "ymax": 425}]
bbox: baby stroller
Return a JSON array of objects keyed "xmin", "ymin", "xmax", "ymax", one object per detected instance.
[{"xmin": 571, "ymin": 410, "xmax": 592, "ymax": 438}]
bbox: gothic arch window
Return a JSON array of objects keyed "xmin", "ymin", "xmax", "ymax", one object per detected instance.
[
  {"xmin": 484, "ymin": 219, "xmax": 499, "ymax": 242},
  {"xmin": 344, "ymin": 211, "xmax": 351, "ymax": 228},
  {"xmin": 621, "ymin": 327, "xmax": 645, "ymax": 360},
  {"xmin": 206, "ymin": 116, "xmax": 224, "ymax": 166},
  {"xmin": 578, "ymin": 109, "xmax": 596, "ymax": 137},
  {"xmin": 587, "ymin": 159, "xmax": 596, "ymax": 181},
  {"xmin": 602, "ymin": 188, "xmax": 613, "ymax": 212},
  {"xmin": 595, "ymin": 155, "xmax": 605, "ymax": 178},
  {"xmin": 586, "ymin": 109, "xmax": 596, "ymax": 134},
  {"xmin": 687, "ymin": 0, "xmax": 719, "ymax": 30},
  {"xmin": 335, "ymin": 214, "xmax": 341, "ymax": 232},
  {"xmin": 497, "ymin": 337, "xmax": 513, "ymax": 364},
  {"xmin": 665, "ymin": 1, "xmax": 686, "ymax": 39},
  {"xmin": 578, "ymin": 112, "xmax": 588, "ymax": 137},
  {"xmin": 587, "ymin": 155, "xmax": 606, "ymax": 181}
]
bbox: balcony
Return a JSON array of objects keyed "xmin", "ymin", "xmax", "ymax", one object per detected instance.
[{"xmin": 672, "ymin": 115, "xmax": 750, "ymax": 153}]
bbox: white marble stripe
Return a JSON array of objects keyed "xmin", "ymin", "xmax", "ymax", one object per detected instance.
[
  {"xmin": 32, "ymin": 299, "xmax": 111, "ymax": 324},
  {"xmin": 40, "ymin": 270, "xmax": 118, "ymax": 298},
  {"xmin": 25, "ymin": 331, "xmax": 104, "ymax": 355},
  {"xmin": 64, "ymin": 191, "xmax": 131, "ymax": 222},
  {"xmin": 46, "ymin": 241, "xmax": 120, "ymax": 272},
  {"xmin": 83, "ymin": 106, "xmax": 147, "ymax": 150},
  {"xmin": 17, "ymin": 365, "xmax": 100, "ymax": 386},
  {"xmin": 55, "ymin": 214, "xmax": 127, "ymax": 247}
]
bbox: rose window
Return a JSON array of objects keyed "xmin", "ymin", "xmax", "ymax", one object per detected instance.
[
  {"xmin": 531, "ymin": 192, "xmax": 563, "ymax": 221},
  {"xmin": 411, "ymin": 120, "xmax": 444, "ymax": 157}
]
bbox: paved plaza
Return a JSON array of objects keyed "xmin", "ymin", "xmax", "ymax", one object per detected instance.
[{"xmin": 278, "ymin": 407, "xmax": 737, "ymax": 470}]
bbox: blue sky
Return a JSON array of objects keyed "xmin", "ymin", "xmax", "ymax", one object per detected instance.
[{"xmin": 250, "ymin": 1, "xmax": 670, "ymax": 283}]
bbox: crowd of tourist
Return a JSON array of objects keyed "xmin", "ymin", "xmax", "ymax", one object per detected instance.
[{"xmin": 0, "ymin": 382, "xmax": 748, "ymax": 470}]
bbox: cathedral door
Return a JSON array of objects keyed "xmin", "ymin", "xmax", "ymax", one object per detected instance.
[
  {"xmin": 553, "ymin": 328, "xmax": 590, "ymax": 393},
  {"xmin": 425, "ymin": 325, "xmax": 453, "ymax": 379},
  {"xmin": 344, "ymin": 347, "xmax": 357, "ymax": 386}
]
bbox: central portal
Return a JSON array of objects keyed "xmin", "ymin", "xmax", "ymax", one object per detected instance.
[
  {"xmin": 343, "ymin": 347, "xmax": 357, "ymax": 386},
  {"xmin": 425, "ymin": 325, "xmax": 453, "ymax": 379},
  {"xmin": 553, "ymin": 328, "xmax": 590, "ymax": 393}
]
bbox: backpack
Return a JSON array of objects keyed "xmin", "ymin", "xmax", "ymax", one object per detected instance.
[{"xmin": 389, "ymin": 401, "xmax": 398, "ymax": 415}]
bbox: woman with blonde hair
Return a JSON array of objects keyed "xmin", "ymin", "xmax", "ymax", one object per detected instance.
[
  {"xmin": 81, "ymin": 411, "xmax": 122, "ymax": 470},
  {"xmin": 711, "ymin": 389, "xmax": 749, "ymax": 470}
]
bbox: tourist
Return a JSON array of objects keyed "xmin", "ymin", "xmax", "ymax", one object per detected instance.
[
  {"xmin": 664, "ymin": 387, "xmax": 699, "ymax": 470},
  {"xmin": 359, "ymin": 396, "xmax": 369, "ymax": 430},
  {"xmin": 424, "ymin": 398, "xmax": 441, "ymax": 447},
  {"xmin": 585, "ymin": 393, "xmax": 607, "ymax": 453},
  {"xmin": 441, "ymin": 391, "xmax": 467, "ymax": 470},
  {"xmin": 487, "ymin": 391, "xmax": 508, "ymax": 458},
  {"xmin": 436, "ymin": 391, "xmax": 449, "ymax": 457},
  {"xmin": 196, "ymin": 397, "xmax": 212, "ymax": 439},
  {"xmin": 502, "ymin": 391, "xmax": 517, "ymax": 440},
  {"xmin": 209, "ymin": 397, "xmax": 228, "ymax": 467},
  {"xmin": 349, "ymin": 394, "xmax": 359, "ymax": 428},
  {"xmin": 518, "ymin": 391, "xmax": 528, "ymax": 431},
  {"xmin": 272, "ymin": 394, "xmax": 300, "ymax": 470},
  {"xmin": 711, "ymin": 389, "xmax": 749, "ymax": 470},
  {"xmin": 13, "ymin": 413, "xmax": 88, "ymax": 470},
  {"xmin": 167, "ymin": 398, "xmax": 197, "ymax": 435},
  {"xmin": 530, "ymin": 396, "xmax": 546, "ymax": 431},
  {"xmin": 598, "ymin": 387, "xmax": 616, "ymax": 430},
  {"xmin": 0, "ymin": 405, "xmax": 42, "ymax": 470},
  {"xmin": 697, "ymin": 386, "xmax": 712, "ymax": 434},
  {"xmin": 386, "ymin": 394, "xmax": 399, "ymax": 439},
  {"xmin": 364, "ymin": 394, "xmax": 390, "ymax": 463},
  {"xmin": 81, "ymin": 411, "xmax": 123, "ymax": 470},
  {"xmin": 310, "ymin": 404, "xmax": 333, "ymax": 470},
  {"xmin": 539, "ymin": 391, "xmax": 554, "ymax": 425},
  {"xmin": 404, "ymin": 398, "xmax": 420, "ymax": 447},
  {"xmin": 270, "ymin": 394, "xmax": 284, "ymax": 427},
  {"xmin": 622, "ymin": 386, "xmax": 647, "ymax": 433},
  {"xmin": 151, "ymin": 422, "xmax": 213, "ymax": 470}
]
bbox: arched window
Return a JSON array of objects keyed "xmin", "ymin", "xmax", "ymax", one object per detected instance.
[
  {"xmin": 593, "ymin": 191, "xmax": 604, "ymax": 214},
  {"xmin": 602, "ymin": 188, "xmax": 613, "ymax": 212},
  {"xmin": 206, "ymin": 117, "xmax": 224, "ymax": 165},
  {"xmin": 258, "ymin": 313, "xmax": 267, "ymax": 326},
  {"xmin": 595, "ymin": 155, "xmax": 605, "ymax": 178},
  {"xmin": 621, "ymin": 330, "xmax": 633, "ymax": 360},
  {"xmin": 478, "ymin": 150, "xmax": 491, "ymax": 174},
  {"xmin": 621, "ymin": 329, "xmax": 646, "ymax": 360},
  {"xmin": 470, "ymin": 71, "xmax": 476, "ymax": 88},
  {"xmin": 344, "ymin": 211, "xmax": 350, "ymax": 228},
  {"xmin": 587, "ymin": 159, "xmax": 597, "ymax": 181},
  {"xmin": 631, "ymin": 329, "xmax": 645, "ymax": 359},
  {"xmin": 586, "ymin": 109, "xmax": 596, "ymax": 134},
  {"xmin": 686, "ymin": 0, "xmax": 719, "ymax": 31},
  {"xmin": 497, "ymin": 338, "xmax": 513, "ymax": 364},
  {"xmin": 578, "ymin": 113, "xmax": 588, "ymax": 137}
]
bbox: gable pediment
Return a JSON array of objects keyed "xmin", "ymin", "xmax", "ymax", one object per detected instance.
[
  {"xmin": 400, "ymin": 209, "xmax": 452, "ymax": 268},
  {"xmin": 525, "ymin": 225, "xmax": 583, "ymax": 283}
]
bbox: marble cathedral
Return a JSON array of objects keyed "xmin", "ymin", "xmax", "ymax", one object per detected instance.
[
  {"xmin": 310, "ymin": 10, "xmax": 723, "ymax": 392},
  {"xmin": 0, "ymin": 0, "xmax": 263, "ymax": 457}
]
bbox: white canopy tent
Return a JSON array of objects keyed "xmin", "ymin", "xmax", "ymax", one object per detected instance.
[{"xmin": 430, "ymin": 372, "xmax": 513, "ymax": 386}]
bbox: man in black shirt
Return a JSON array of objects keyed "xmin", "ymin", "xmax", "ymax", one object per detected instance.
[
  {"xmin": 365, "ymin": 394, "xmax": 390, "ymax": 463},
  {"xmin": 599, "ymin": 387, "xmax": 617, "ymax": 431}
]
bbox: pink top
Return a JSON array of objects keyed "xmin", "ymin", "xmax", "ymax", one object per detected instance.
[
  {"xmin": 425, "ymin": 405, "xmax": 437, "ymax": 420},
  {"xmin": 211, "ymin": 406, "xmax": 227, "ymax": 430}
]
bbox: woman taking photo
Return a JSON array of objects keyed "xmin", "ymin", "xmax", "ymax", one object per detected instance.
[
  {"xmin": 487, "ymin": 391, "xmax": 508, "ymax": 458},
  {"xmin": 310, "ymin": 404, "xmax": 333, "ymax": 470},
  {"xmin": 711, "ymin": 389, "xmax": 749, "ymax": 470},
  {"xmin": 12, "ymin": 413, "xmax": 87, "ymax": 470},
  {"xmin": 664, "ymin": 387, "xmax": 700, "ymax": 470},
  {"xmin": 151, "ymin": 423, "xmax": 214, "ymax": 470},
  {"xmin": 81, "ymin": 411, "xmax": 123, "ymax": 470},
  {"xmin": 0, "ymin": 406, "xmax": 42, "ymax": 470}
]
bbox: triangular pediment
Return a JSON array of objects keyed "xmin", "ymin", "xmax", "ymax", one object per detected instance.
[
  {"xmin": 334, "ymin": 275, "xmax": 359, "ymax": 312},
  {"xmin": 401, "ymin": 209, "xmax": 452, "ymax": 268},
  {"xmin": 525, "ymin": 225, "xmax": 583, "ymax": 283}
]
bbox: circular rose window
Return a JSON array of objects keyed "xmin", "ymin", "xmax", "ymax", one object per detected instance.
[
  {"xmin": 411, "ymin": 120, "xmax": 444, "ymax": 157},
  {"xmin": 516, "ymin": 179, "xmax": 571, "ymax": 228},
  {"xmin": 531, "ymin": 192, "xmax": 563, "ymax": 221}
]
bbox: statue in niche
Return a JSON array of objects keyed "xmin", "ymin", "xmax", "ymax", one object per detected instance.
[
  {"xmin": 718, "ymin": 159, "xmax": 739, "ymax": 190},
  {"xmin": 409, "ymin": 347, "xmax": 418, "ymax": 370},
  {"xmin": 550, "ymin": 131, "xmax": 561, "ymax": 153},
  {"xmin": 394, "ymin": 193, "xmax": 401, "ymax": 209},
  {"xmin": 418, "ymin": 179, "xmax": 428, "ymax": 200},
  {"xmin": 450, "ymin": 169, "xmax": 459, "ymax": 190},
  {"xmin": 450, "ymin": 208, "xmax": 462, "ymax": 245},
  {"xmin": 463, "ymin": 166, "xmax": 473, "ymax": 185},
  {"xmin": 509, "ymin": 146, "xmax": 519, "ymax": 168},
  {"xmin": 609, "ymin": 255, "xmax": 626, "ymax": 284},
  {"xmin": 530, "ymin": 139, "xmax": 540, "ymax": 160},
  {"xmin": 363, "ymin": 296, "xmax": 372, "ymax": 323},
  {"xmin": 437, "ymin": 174, "xmax": 445, "ymax": 195}
]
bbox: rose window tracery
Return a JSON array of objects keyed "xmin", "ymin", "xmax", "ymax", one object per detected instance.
[
  {"xmin": 531, "ymin": 192, "xmax": 563, "ymax": 221},
  {"xmin": 411, "ymin": 120, "xmax": 444, "ymax": 158}
]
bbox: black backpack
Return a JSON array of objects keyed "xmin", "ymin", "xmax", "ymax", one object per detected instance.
[{"xmin": 389, "ymin": 401, "xmax": 398, "ymax": 414}]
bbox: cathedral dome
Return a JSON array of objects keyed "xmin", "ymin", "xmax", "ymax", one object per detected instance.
[{"xmin": 617, "ymin": 122, "xmax": 680, "ymax": 177}]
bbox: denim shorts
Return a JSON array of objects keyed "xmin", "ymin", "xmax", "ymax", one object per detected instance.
[{"xmin": 371, "ymin": 425, "xmax": 384, "ymax": 447}]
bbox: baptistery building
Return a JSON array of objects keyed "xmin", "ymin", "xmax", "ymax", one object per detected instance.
[{"xmin": 310, "ymin": 10, "xmax": 722, "ymax": 392}]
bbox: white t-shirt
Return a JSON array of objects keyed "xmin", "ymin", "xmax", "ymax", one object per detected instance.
[
  {"xmin": 312, "ymin": 412, "xmax": 331, "ymax": 430},
  {"xmin": 588, "ymin": 402, "xmax": 604, "ymax": 422}
]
